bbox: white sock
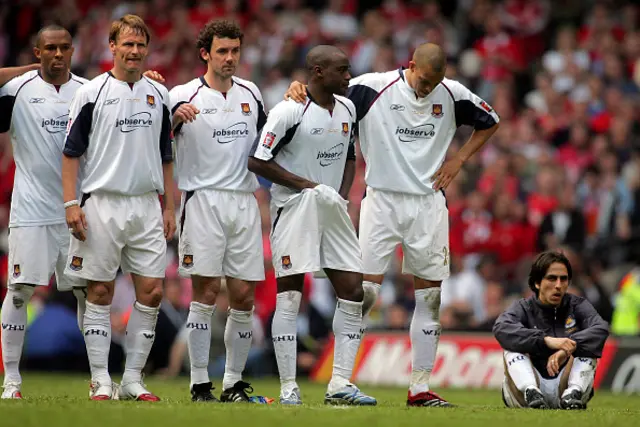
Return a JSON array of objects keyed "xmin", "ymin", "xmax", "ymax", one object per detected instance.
[
  {"xmin": 272, "ymin": 291, "xmax": 301, "ymax": 394},
  {"xmin": 222, "ymin": 308, "xmax": 254, "ymax": 390},
  {"xmin": 121, "ymin": 301, "xmax": 159, "ymax": 385},
  {"xmin": 72, "ymin": 288, "xmax": 87, "ymax": 331},
  {"xmin": 328, "ymin": 298, "xmax": 363, "ymax": 393},
  {"xmin": 409, "ymin": 287, "xmax": 441, "ymax": 395},
  {"xmin": 504, "ymin": 351, "xmax": 538, "ymax": 393},
  {"xmin": 187, "ymin": 301, "xmax": 216, "ymax": 387},
  {"xmin": 562, "ymin": 357, "xmax": 596, "ymax": 397},
  {"xmin": 83, "ymin": 301, "xmax": 112, "ymax": 385},
  {"xmin": 1, "ymin": 285, "xmax": 35, "ymax": 385}
]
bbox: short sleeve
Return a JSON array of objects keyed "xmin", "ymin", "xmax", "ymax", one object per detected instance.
[
  {"xmin": 63, "ymin": 87, "xmax": 94, "ymax": 157},
  {"xmin": 250, "ymin": 100, "xmax": 303, "ymax": 162},
  {"xmin": 444, "ymin": 79, "xmax": 500, "ymax": 130}
]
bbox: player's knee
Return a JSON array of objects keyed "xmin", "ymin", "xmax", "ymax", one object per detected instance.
[
  {"xmin": 144, "ymin": 284, "xmax": 164, "ymax": 307},
  {"xmin": 6, "ymin": 284, "xmax": 36, "ymax": 307},
  {"xmin": 337, "ymin": 275, "xmax": 364, "ymax": 302},
  {"xmin": 87, "ymin": 283, "xmax": 113, "ymax": 305},
  {"xmin": 362, "ymin": 281, "xmax": 380, "ymax": 316},
  {"xmin": 229, "ymin": 286, "xmax": 255, "ymax": 311}
]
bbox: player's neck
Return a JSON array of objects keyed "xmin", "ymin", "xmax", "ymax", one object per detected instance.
[
  {"xmin": 306, "ymin": 83, "xmax": 334, "ymax": 110},
  {"xmin": 404, "ymin": 69, "xmax": 417, "ymax": 92},
  {"xmin": 204, "ymin": 71, "xmax": 233, "ymax": 93},
  {"xmin": 40, "ymin": 68, "xmax": 70, "ymax": 86},
  {"xmin": 110, "ymin": 67, "xmax": 142, "ymax": 84}
]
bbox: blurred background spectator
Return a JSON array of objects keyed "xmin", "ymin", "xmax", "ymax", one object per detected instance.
[{"xmin": 1, "ymin": 0, "xmax": 639, "ymax": 379}]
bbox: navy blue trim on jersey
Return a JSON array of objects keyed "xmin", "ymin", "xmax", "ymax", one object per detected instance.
[
  {"xmin": 70, "ymin": 75, "xmax": 85, "ymax": 85},
  {"xmin": 0, "ymin": 95, "xmax": 16, "ymax": 133},
  {"xmin": 63, "ymin": 102, "xmax": 95, "ymax": 157},
  {"xmin": 335, "ymin": 98, "xmax": 352, "ymax": 117},
  {"xmin": 346, "ymin": 84, "xmax": 377, "ymax": 123},
  {"xmin": 271, "ymin": 207, "xmax": 284, "ymax": 235},
  {"xmin": 144, "ymin": 77, "xmax": 164, "ymax": 100},
  {"xmin": 453, "ymin": 99, "xmax": 497, "ymax": 130},
  {"xmin": 179, "ymin": 190, "xmax": 195, "ymax": 238},
  {"xmin": 347, "ymin": 143, "xmax": 356, "ymax": 160},
  {"xmin": 233, "ymin": 78, "xmax": 268, "ymax": 132},
  {"xmin": 160, "ymin": 105, "xmax": 173, "ymax": 163}
]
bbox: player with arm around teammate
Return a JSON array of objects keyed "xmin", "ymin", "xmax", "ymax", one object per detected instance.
[
  {"xmin": 493, "ymin": 251, "xmax": 609, "ymax": 409},
  {"xmin": 62, "ymin": 15, "xmax": 176, "ymax": 401},
  {"xmin": 169, "ymin": 19, "xmax": 269, "ymax": 403},
  {"xmin": 285, "ymin": 43, "xmax": 499, "ymax": 406},
  {"xmin": 249, "ymin": 45, "xmax": 374, "ymax": 406}
]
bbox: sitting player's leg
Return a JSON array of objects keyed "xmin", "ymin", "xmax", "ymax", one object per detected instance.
[
  {"xmin": 272, "ymin": 274, "xmax": 305, "ymax": 404},
  {"xmin": 1, "ymin": 284, "xmax": 35, "ymax": 399},
  {"xmin": 559, "ymin": 356, "xmax": 596, "ymax": 410},
  {"xmin": 502, "ymin": 351, "xmax": 546, "ymax": 409},
  {"xmin": 403, "ymin": 191, "xmax": 452, "ymax": 407},
  {"xmin": 186, "ymin": 275, "xmax": 220, "ymax": 402},
  {"xmin": 3, "ymin": 224, "xmax": 61, "ymax": 399}
]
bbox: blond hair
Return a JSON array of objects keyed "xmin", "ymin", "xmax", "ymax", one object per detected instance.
[{"xmin": 109, "ymin": 14, "xmax": 151, "ymax": 44}]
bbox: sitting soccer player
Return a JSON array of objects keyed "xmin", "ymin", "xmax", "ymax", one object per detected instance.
[{"xmin": 493, "ymin": 251, "xmax": 609, "ymax": 409}]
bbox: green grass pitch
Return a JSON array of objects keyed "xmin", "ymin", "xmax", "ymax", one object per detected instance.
[{"xmin": 0, "ymin": 374, "xmax": 638, "ymax": 427}]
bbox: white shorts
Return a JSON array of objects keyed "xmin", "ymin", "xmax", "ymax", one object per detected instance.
[
  {"xmin": 178, "ymin": 188, "xmax": 265, "ymax": 281},
  {"xmin": 271, "ymin": 190, "xmax": 362, "ymax": 278},
  {"xmin": 7, "ymin": 224, "xmax": 85, "ymax": 291},
  {"xmin": 65, "ymin": 192, "xmax": 167, "ymax": 282},
  {"xmin": 359, "ymin": 187, "xmax": 450, "ymax": 281}
]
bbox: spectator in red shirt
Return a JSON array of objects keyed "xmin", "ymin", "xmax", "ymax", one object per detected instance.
[
  {"xmin": 527, "ymin": 166, "xmax": 559, "ymax": 228},
  {"xmin": 556, "ymin": 122, "xmax": 594, "ymax": 184}
]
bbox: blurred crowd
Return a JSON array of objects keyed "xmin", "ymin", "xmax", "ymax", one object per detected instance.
[{"xmin": 1, "ymin": 0, "xmax": 640, "ymax": 379}]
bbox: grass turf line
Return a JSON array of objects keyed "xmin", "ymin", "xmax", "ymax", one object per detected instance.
[{"xmin": 0, "ymin": 374, "xmax": 638, "ymax": 427}]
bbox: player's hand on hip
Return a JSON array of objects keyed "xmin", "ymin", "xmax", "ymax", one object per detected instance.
[
  {"xmin": 432, "ymin": 157, "xmax": 463, "ymax": 191},
  {"xmin": 173, "ymin": 103, "xmax": 199, "ymax": 127},
  {"xmin": 284, "ymin": 82, "xmax": 307, "ymax": 104},
  {"xmin": 163, "ymin": 209, "xmax": 177, "ymax": 240},
  {"xmin": 143, "ymin": 70, "xmax": 165, "ymax": 83},
  {"xmin": 66, "ymin": 205, "xmax": 87, "ymax": 242},
  {"xmin": 546, "ymin": 349, "xmax": 569, "ymax": 377}
]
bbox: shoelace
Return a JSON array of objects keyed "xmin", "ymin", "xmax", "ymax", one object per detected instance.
[{"xmin": 234, "ymin": 381, "xmax": 254, "ymax": 396}]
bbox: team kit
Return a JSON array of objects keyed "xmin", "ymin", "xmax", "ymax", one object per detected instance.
[{"xmin": 8, "ymin": 14, "xmax": 607, "ymax": 410}]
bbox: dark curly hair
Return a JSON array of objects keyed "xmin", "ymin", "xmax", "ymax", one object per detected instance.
[
  {"xmin": 528, "ymin": 250, "xmax": 573, "ymax": 296},
  {"xmin": 196, "ymin": 20, "xmax": 243, "ymax": 64}
]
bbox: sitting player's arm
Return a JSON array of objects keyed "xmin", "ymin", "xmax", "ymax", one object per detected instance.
[
  {"xmin": 493, "ymin": 300, "xmax": 547, "ymax": 354},
  {"xmin": 0, "ymin": 64, "xmax": 39, "ymax": 87},
  {"xmin": 569, "ymin": 298, "xmax": 610, "ymax": 358},
  {"xmin": 248, "ymin": 101, "xmax": 317, "ymax": 191},
  {"xmin": 338, "ymin": 122, "xmax": 357, "ymax": 200}
]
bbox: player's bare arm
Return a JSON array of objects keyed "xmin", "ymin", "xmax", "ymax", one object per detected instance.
[
  {"xmin": 544, "ymin": 336, "xmax": 577, "ymax": 354},
  {"xmin": 0, "ymin": 64, "xmax": 40, "ymax": 87},
  {"xmin": 248, "ymin": 157, "xmax": 317, "ymax": 191},
  {"xmin": 432, "ymin": 124, "xmax": 499, "ymax": 191},
  {"xmin": 339, "ymin": 158, "xmax": 355, "ymax": 200},
  {"xmin": 62, "ymin": 155, "xmax": 87, "ymax": 241},
  {"xmin": 172, "ymin": 103, "xmax": 200, "ymax": 129},
  {"xmin": 547, "ymin": 349, "xmax": 570, "ymax": 377},
  {"xmin": 161, "ymin": 162, "xmax": 177, "ymax": 239}
]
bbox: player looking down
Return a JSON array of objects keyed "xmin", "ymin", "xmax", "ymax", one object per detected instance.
[
  {"xmin": 249, "ymin": 45, "xmax": 375, "ymax": 406},
  {"xmin": 493, "ymin": 251, "xmax": 609, "ymax": 410},
  {"xmin": 285, "ymin": 43, "xmax": 499, "ymax": 406}
]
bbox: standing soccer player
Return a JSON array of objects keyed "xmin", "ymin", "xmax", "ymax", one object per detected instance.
[
  {"xmin": 494, "ymin": 251, "xmax": 609, "ymax": 409},
  {"xmin": 0, "ymin": 26, "xmax": 89, "ymax": 399},
  {"xmin": 250, "ymin": 45, "xmax": 375, "ymax": 406},
  {"xmin": 62, "ymin": 15, "xmax": 176, "ymax": 401},
  {"xmin": 285, "ymin": 43, "xmax": 499, "ymax": 406},
  {"xmin": 169, "ymin": 20, "xmax": 267, "ymax": 403}
]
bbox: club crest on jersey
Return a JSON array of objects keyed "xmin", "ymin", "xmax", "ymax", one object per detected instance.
[
  {"xmin": 342, "ymin": 122, "xmax": 349, "ymax": 135},
  {"xmin": 565, "ymin": 315, "xmax": 576, "ymax": 332},
  {"xmin": 432, "ymin": 104, "xmax": 443, "ymax": 118},
  {"xmin": 263, "ymin": 132, "xmax": 276, "ymax": 149},
  {"xmin": 70, "ymin": 256, "xmax": 83, "ymax": 271},
  {"xmin": 479, "ymin": 100, "xmax": 493, "ymax": 113},
  {"xmin": 241, "ymin": 103, "xmax": 252, "ymax": 116},
  {"xmin": 182, "ymin": 254, "xmax": 194, "ymax": 268},
  {"xmin": 13, "ymin": 264, "xmax": 20, "ymax": 278},
  {"xmin": 147, "ymin": 94, "xmax": 155, "ymax": 108},
  {"xmin": 282, "ymin": 255, "xmax": 292, "ymax": 270}
]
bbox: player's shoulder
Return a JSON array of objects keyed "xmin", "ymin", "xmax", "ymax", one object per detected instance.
[
  {"xmin": 232, "ymin": 76, "xmax": 262, "ymax": 100},
  {"xmin": 269, "ymin": 98, "xmax": 307, "ymax": 120},
  {"xmin": 78, "ymin": 72, "xmax": 111, "ymax": 95},
  {"xmin": 1, "ymin": 70, "xmax": 39, "ymax": 94},
  {"xmin": 350, "ymin": 69, "xmax": 402, "ymax": 90},
  {"xmin": 334, "ymin": 94, "xmax": 356, "ymax": 118},
  {"xmin": 169, "ymin": 77, "xmax": 202, "ymax": 99},
  {"xmin": 439, "ymin": 77, "xmax": 472, "ymax": 98},
  {"xmin": 69, "ymin": 73, "xmax": 89, "ymax": 86},
  {"xmin": 143, "ymin": 76, "xmax": 169, "ymax": 99}
]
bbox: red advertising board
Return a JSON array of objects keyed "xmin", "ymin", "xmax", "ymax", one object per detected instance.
[{"xmin": 311, "ymin": 333, "xmax": 618, "ymax": 389}]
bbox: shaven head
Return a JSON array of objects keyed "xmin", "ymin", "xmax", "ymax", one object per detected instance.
[
  {"xmin": 306, "ymin": 45, "xmax": 351, "ymax": 96},
  {"xmin": 408, "ymin": 42, "xmax": 447, "ymax": 98},
  {"xmin": 35, "ymin": 24, "xmax": 71, "ymax": 48}
]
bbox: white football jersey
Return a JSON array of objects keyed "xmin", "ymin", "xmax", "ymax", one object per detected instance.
[
  {"xmin": 252, "ymin": 95, "xmax": 356, "ymax": 208},
  {"xmin": 169, "ymin": 76, "xmax": 267, "ymax": 192},
  {"xmin": 64, "ymin": 72, "xmax": 172, "ymax": 196},
  {"xmin": 0, "ymin": 70, "xmax": 87, "ymax": 227},
  {"xmin": 348, "ymin": 69, "xmax": 500, "ymax": 195}
]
